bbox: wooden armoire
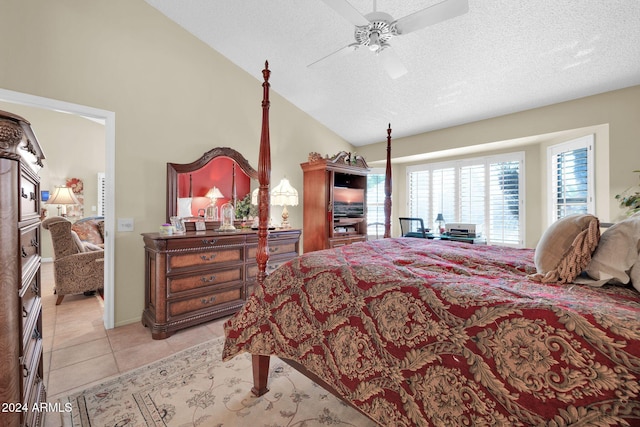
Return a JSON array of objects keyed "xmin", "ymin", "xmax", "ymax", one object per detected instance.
[
  {"xmin": 301, "ymin": 152, "xmax": 369, "ymax": 252},
  {"xmin": 0, "ymin": 111, "xmax": 46, "ymax": 427}
]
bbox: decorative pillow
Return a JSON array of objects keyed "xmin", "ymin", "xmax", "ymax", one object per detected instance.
[
  {"xmin": 70, "ymin": 230, "xmax": 86, "ymax": 253},
  {"xmin": 630, "ymin": 257, "xmax": 640, "ymax": 292},
  {"xmin": 530, "ymin": 214, "xmax": 600, "ymax": 284},
  {"xmin": 83, "ymin": 242, "xmax": 104, "ymax": 252},
  {"xmin": 72, "ymin": 220, "xmax": 103, "ymax": 244},
  {"xmin": 177, "ymin": 197, "xmax": 193, "ymax": 217},
  {"xmin": 97, "ymin": 220, "xmax": 105, "ymax": 240},
  {"xmin": 585, "ymin": 213, "xmax": 640, "ymax": 289}
]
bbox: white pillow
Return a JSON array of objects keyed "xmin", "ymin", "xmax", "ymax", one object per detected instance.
[
  {"xmin": 177, "ymin": 197, "xmax": 193, "ymax": 217},
  {"xmin": 585, "ymin": 214, "xmax": 640, "ymax": 287}
]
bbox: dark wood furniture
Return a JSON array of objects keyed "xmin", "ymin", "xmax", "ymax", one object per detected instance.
[
  {"xmin": 300, "ymin": 153, "xmax": 370, "ymax": 252},
  {"xmin": 248, "ymin": 62, "xmax": 394, "ymax": 407},
  {"xmin": 166, "ymin": 147, "xmax": 257, "ymax": 223},
  {"xmin": 141, "ymin": 228, "xmax": 300, "ymax": 339},
  {"xmin": 0, "ymin": 110, "xmax": 47, "ymax": 427}
]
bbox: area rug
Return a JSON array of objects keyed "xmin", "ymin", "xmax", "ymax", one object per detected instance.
[{"xmin": 60, "ymin": 336, "xmax": 376, "ymax": 426}]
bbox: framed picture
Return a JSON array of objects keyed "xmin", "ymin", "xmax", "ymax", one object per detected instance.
[
  {"xmin": 170, "ymin": 216, "xmax": 186, "ymax": 234},
  {"xmin": 195, "ymin": 220, "xmax": 207, "ymax": 231}
]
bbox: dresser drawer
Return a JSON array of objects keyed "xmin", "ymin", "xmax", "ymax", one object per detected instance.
[
  {"xmin": 246, "ymin": 258, "xmax": 290, "ymax": 280},
  {"xmin": 20, "ymin": 223, "xmax": 40, "ymax": 272},
  {"xmin": 247, "ymin": 238, "xmax": 299, "ymax": 259},
  {"xmin": 165, "ymin": 235, "xmax": 246, "ymax": 251},
  {"xmin": 20, "ymin": 274, "xmax": 39, "ymax": 324},
  {"xmin": 168, "ymin": 266, "xmax": 243, "ymax": 295},
  {"xmin": 167, "ymin": 246, "xmax": 243, "ymax": 271},
  {"xmin": 20, "ymin": 166, "xmax": 40, "ymax": 222},
  {"xmin": 22, "ymin": 322, "xmax": 43, "ymax": 402},
  {"xmin": 168, "ymin": 285, "xmax": 244, "ymax": 318},
  {"xmin": 328, "ymin": 235, "xmax": 366, "ymax": 248},
  {"xmin": 22, "ymin": 298, "xmax": 41, "ymax": 354}
]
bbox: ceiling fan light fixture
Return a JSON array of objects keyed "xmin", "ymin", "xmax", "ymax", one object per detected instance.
[{"xmin": 368, "ymin": 31, "xmax": 380, "ymax": 51}]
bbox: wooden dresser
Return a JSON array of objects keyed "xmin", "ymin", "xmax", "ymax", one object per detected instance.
[
  {"xmin": 0, "ymin": 111, "xmax": 46, "ymax": 427},
  {"xmin": 142, "ymin": 228, "xmax": 300, "ymax": 339}
]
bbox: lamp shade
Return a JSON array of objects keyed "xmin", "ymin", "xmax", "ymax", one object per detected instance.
[
  {"xmin": 271, "ymin": 178, "xmax": 298, "ymax": 207},
  {"xmin": 435, "ymin": 213, "xmax": 445, "ymax": 222},
  {"xmin": 205, "ymin": 186, "xmax": 224, "ymax": 200},
  {"xmin": 47, "ymin": 186, "xmax": 80, "ymax": 206}
]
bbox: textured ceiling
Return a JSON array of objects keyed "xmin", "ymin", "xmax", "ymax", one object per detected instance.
[{"xmin": 145, "ymin": 0, "xmax": 640, "ymax": 146}]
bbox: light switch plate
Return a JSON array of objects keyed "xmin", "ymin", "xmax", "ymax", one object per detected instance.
[{"xmin": 117, "ymin": 218, "xmax": 134, "ymax": 232}]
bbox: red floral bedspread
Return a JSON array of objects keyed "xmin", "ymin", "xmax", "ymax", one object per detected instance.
[{"xmin": 223, "ymin": 238, "xmax": 640, "ymax": 426}]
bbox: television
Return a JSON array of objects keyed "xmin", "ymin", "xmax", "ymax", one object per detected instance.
[{"xmin": 333, "ymin": 186, "xmax": 365, "ymax": 217}]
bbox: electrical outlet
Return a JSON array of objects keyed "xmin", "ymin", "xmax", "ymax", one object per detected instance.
[{"xmin": 117, "ymin": 218, "xmax": 134, "ymax": 232}]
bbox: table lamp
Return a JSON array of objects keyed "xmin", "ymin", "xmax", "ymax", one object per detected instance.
[
  {"xmin": 204, "ymin": 186, "xmax": 224, "ymax": 220},
  {"xmin": 47, "ymin": 186, "xmax": 80, "ymax": 216},
  {"xmin": 271, "ymin": 178, "xmax": 298, "ymax": 229}
]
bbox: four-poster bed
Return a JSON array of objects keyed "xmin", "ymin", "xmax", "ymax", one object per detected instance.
[{"xmin": 225, "ymin": 62, "xmax": 640, "ymax": 426}]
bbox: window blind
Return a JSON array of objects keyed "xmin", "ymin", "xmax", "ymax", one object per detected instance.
[
  {"xmin": 548, "ymin": 135, "xmax": 594, "ymax": 223},
  {"xmin": 407, "ymin": 152, "xmax": 524, "ymax": 246}
]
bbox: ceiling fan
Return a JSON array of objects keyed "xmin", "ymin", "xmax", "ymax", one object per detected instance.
[{"xmin": 309, "ymin": 0, "xmax": 469, "ymax": 79}]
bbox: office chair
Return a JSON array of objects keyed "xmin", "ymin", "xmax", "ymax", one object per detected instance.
[{"xmin": 399, "ymin": 217, "xmax": 428, "ymax": 238}]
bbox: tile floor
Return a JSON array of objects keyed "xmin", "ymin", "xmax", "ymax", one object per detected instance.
[{"xmin": 41, "ymin": 262, "xmax": 229, "ymax": 426}]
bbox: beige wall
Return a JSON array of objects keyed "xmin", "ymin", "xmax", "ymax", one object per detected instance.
[
  {"xmin": 359, "ymin": 86, "xmax": 639, "ymax": 247},
  {"xmin": 0, "ymin": 0, "xmax": 351, "ymax": 326}
]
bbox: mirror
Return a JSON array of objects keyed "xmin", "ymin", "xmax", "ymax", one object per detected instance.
[{"xmin": 167, "ymin": 147, "xmax": 258, "ymax": 223}]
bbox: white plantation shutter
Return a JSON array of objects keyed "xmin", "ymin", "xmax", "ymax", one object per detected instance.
[
  {"xmin": 408, "ymin": 169, "xmax": 430, "ymax": 220},
  {"xmin": 97, "ymin": 172, "xmax": 106, "ymax": 216},
  {"xmin": 407, "ymin": 152, "xmax": 524, "ymax": 246},
  {"xmin": 366, "ymin": 171, "xmax": 386, "ymax": 239},
  {"xmin": 489, "ymin": 159, "xmax": 522, "ymax": 246},
  {"xmin": 548, "ymin": 135, "xmax": 594, "ymax": 223},
  {"xmin": 432, "ymin": 167, "xmax": 456, "ymax": 230},
  {"xmin": 460, "ymin": 163, "xmax": 485, "ymax": 226}
]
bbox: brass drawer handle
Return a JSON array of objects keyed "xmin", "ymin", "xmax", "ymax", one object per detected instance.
[
  {"xmin": 21, "ymin": 246, "xmax": 28, "ymax": 257},
  {"xmin": 23, "ymin": 307, "xmax": 28, "ymax": 317},
  {"xmin": 31, "ymin": 238, "xmax": 39, "ymax": 248},
  {"xmin": 201, "ymin": 296, "xmax": 217, "ymax": 305},
  {"xmin": 201, "ymin": 238, "xmax": 218, "ymax": 245},
  {"xmin": 269, "ymin": 247, "xmax": 279, "ymax": 253},
  {"xmin": 23, "ymin": 366, "xmax": 29, "ymax": 378},
  {"xmin": 30, "ymin": 191, "xmax": 36, "ymax": 201},
  {"xmin": 200, "ymin": 253, "xmax": 217, "ymax": 261},
  {"xmin": 200, "ymin": 275, "xmax": 216, "ymax": 283},
  {"xmin": 21, "ymin": 188, "xmax": 28, "ymax": 199}
]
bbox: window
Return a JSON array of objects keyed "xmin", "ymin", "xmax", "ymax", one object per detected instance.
[
  {"xmin": 366, "ymin": 169, "xmax": 386, "ymax": 239},
  {"xmin": 547, "ymin": 135, "xmax": 594, "ymax": 223},
  {"xmin": 407, "ymin": 152, "xmax": 524, "ymax": 246}
]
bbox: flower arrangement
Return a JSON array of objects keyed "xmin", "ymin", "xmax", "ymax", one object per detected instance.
[
  {"xmin": 615, "ymin": 170, "xmax": 640, "ymax": 215},
  {"xmin": 235, "ymin": 193, "xmax": 257, "ymax": 219}
]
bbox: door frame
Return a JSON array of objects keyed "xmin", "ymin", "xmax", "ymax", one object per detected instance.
[{"xmin": 0, "ymin": 88, "xmax": 116, "ymax": 329}]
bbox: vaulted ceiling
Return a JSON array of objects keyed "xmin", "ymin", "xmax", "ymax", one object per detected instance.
[{"xmin": 145, "ymin": 0, "xmax": 640, "ymax": 146}]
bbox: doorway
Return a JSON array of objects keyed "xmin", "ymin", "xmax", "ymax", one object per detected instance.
[{"xmin": 0, "ymin": 88, "xmax": 115, "ymax": 329}]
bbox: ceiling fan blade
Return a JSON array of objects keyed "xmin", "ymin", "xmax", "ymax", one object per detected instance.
[
  {"xmin": 395, "ymin": 0, "xmax": 469, "ymax": 35},
  {"xmin": 321, "ymin": 0, "xmax": 370, "ymax": 27},
  {"xmin": 378, "ymin": 47, "xmax": 408, "ymax": 79},
  {"xmin": 308, "ymin": 43, "xmax": 359, "ymax": 68}
]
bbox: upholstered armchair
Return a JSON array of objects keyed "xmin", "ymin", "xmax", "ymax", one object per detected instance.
[{"xmin": 42, "ymin": 217, "xmax": 104, "ymax": 305}]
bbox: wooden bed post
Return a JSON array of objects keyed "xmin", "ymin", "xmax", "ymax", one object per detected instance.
[
  {"xmin": 252, "ymin": 60, "xmax": 272, "ymax": 397},
  {"xmin": 384, "ymin": 123, "xmax": 392, "ymax": 238}
]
